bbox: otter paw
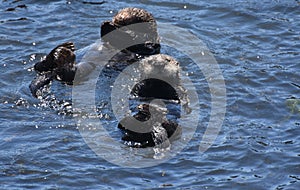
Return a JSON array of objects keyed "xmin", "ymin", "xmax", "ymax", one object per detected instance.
[{"xmin": 34, "ymin": 42, "xmax": 75, "ymax": 73}]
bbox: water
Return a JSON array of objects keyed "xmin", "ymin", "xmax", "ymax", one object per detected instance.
[{"xmin": 1, "ymin": 0, "xmax": 300, "ymax": 189}]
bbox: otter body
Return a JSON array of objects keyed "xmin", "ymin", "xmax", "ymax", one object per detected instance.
[
  {"xmin": 30, "ymin": 7, "xmax": 160, "ymax": 97},
  {"xmin": 30, "ymin": 7, "xmax": 188, "ymax": 148},
  {"xmin": 118, "ymin": 104, "xmax": 181, "ymax": 148}
]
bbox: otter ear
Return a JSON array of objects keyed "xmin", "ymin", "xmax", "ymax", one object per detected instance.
[{"xmin": 101, "ymin": 21, "xmax": 117, "ymax": 38}]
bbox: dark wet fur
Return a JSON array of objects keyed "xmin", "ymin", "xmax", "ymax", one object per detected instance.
[
  {"xmin": 30, "ymin": 42, "xmax": 76, "ymax": 97},
  {"xmin": 31, "ymin": 7, "xmax": 161, "ymax": 97},
  {"xmin": 34, "ymin": 42, "xmax": 75, "ymax": 73},
  {"xmin": 118, "ymin": 104, "xmax": 181, "ymax": 148},
  {"xmin": 29, "ymin": 72, "xmax": 55, "ymax": 97},
  {"xmin": 101, "ymin": 21, "xmax": 160, "ymax": 55},
  {"xmin": 29, "ymin": 8, "xmax": 185, "ymax": 147},
  {"xmin": 101, "ymin": 7, "xmax": 160, "ymax": 55},
  {"xmin": 132, "ymin": 78, "xmax": 179, "ymax": 100}
]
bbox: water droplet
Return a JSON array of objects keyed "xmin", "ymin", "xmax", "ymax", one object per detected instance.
[{"xmin": 30, "ymin": 54, "xmax": 36, "ymax": 61}]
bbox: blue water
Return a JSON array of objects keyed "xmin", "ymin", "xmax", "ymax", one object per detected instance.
[{"xmin": 1, "ymin": 0, "xmax": 300, "ymax": 189}]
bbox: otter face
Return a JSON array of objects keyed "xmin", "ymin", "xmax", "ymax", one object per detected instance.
[
  {"xmin": 131, "ymin": 54, "xmax": 182, "ymax": 100},
  {"xmin": 139, "ymin": 54, "xmax": 180, "ymax": 83},
  {"xmin": 101, "ymin": 7, "xmax": 160, "ymax": 55}
]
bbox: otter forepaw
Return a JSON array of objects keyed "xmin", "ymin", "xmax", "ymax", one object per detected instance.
[{"xmin": 34, "ymin": 42, "xmax": 76, "ymax": 73}]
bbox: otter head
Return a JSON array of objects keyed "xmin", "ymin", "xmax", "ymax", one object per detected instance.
[
  {"xmin": 101, "ymin": 7, "xmax": 160, "ymax": 55},
  {"xmin": 131, "ymin": 54, "xmax": 181, "ymax": 100}
]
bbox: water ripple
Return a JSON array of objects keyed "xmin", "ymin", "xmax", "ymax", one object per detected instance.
[{"xmin": 0, "ymin": 0, "xmax": 300, "ymax": 189}]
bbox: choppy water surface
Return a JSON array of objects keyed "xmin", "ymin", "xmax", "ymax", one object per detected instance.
[{"xmin": 1, "ymin": 0, "xmax": 300, "ymax": 189}]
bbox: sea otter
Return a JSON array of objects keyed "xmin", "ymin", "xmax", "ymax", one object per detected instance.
[
  {"xmin": 30, "ymin": 8, "xmax": 189, "ymax": 148},
  {"xmin": 131, "ymin": 54, "xmax": 185, "ymax": 101},
  {"xmin": 116, "ymin": 54, "xmax": 189, "ymax": 147},
  {"xmin": 118, "ymin": 103, "xmax": 181, "ymax": 148},
  {"xmin": 30, "ymin": 7, "xmax": 160, "ymax": 97}
]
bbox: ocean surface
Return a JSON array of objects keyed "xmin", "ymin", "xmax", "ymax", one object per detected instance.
[{"xmin": 1, "ymin": 0, "xmax": 300, "ymax": 189}]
